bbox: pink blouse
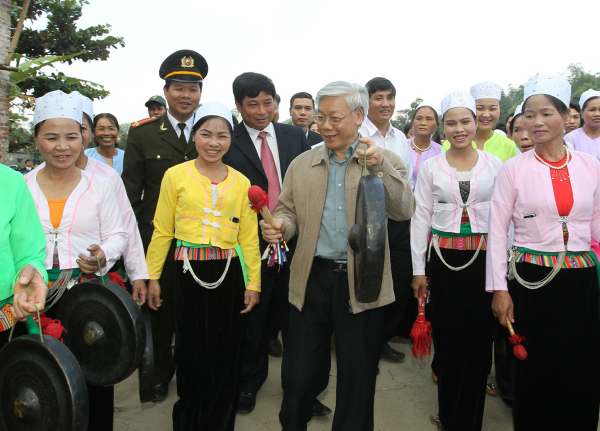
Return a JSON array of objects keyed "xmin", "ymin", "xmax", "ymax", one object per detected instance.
[{"xmin": 486, "ymin": 150, "xmax": 600, "ymax": 291}]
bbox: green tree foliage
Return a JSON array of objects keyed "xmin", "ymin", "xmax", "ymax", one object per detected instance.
[
  {"xmin": 500, "ymin": 84, "xmax": 525, "ymax": 125},
  {"xmin": 9, "ymin": 52, "xmax": 101, "ymax": 112},
  {"xmin": 9, "ymin": 122, "xmax": 33, "ymax": 152},
  {"xmin": 567, "ymin": 63, "xmax": 600, "ymax": 105},
  {"xmin": 11, "ymin": 0, "xmax": 125, "ymax": 101},
  {"xmin": 391, "ymin": 98, "xmax": 423, "ymax": 131},
  {"xmin": 117, "ymin": 123, "xmax": 131, "ymax": 151}
]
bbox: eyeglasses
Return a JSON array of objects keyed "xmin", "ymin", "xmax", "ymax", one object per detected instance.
[{"xmin": 312, "ymin": 111, "xmax": 354, "ymax": 125}]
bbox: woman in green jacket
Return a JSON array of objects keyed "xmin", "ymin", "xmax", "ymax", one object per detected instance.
[{"xmin": 0, "ymin": 162, "xmax": 48, "ymax": 349}]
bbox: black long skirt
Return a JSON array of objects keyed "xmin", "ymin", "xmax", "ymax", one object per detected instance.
[
  {"xmin": 508, "ymin": 262, "xmax": 600, "ymax": 431},
  {"xmin": 172, "ymin": 257, "xmax": 247, "ymax": 431},
  {"xmin": 429, "ymin": 248, "xmax": 493, "ymax": 431}
]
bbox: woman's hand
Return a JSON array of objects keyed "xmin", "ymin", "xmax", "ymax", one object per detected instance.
[
  {"xmin": 411, "ymin": 275, "xmax": 428, "ymax": 299},
  {"xmin": 12, "ymin": 265, "xmax": 48, "ymax": 321},
  {"xmin": 492, "ymin": 291, "xmax": 514, "ymax": 327},
  {"xmin": 147, "ymin": 280, "xmax": 162, "ymax": 311},
  {"xmin": 241, "ymin": 290, "xmax": 260, "ymax": 314},
  {"xmin": 131, "ymin": 279, "xmax": 148, "ymax": 306},
  {"xmin": 77, "ymin": 244, "xmax": 106, "ymax": 274}
]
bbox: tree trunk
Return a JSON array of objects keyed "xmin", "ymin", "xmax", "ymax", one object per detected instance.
[{"xmin": 0, "ymin": 0, "xmax": 11, "ymax": 164}]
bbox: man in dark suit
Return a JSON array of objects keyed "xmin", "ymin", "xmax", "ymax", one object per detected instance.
[
  {"xmin": 223, "ymin": 72, "xmax": 331, "ymax": 417},
  {"xmin": 289, "ymin": 92, "xmax": 323, "ymax": 147},
  {"xmin": 122, "ymin": 49, "xmax": 208, "ymax": 402},
  {"xmin": 20, "ymin": 159, "xmax": 34, "ymax": 174}
]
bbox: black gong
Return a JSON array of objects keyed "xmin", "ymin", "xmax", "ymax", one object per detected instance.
[
  {"xmin": 348, "ymin": 175, "xmax": 387, "ymax": 303},
  {"xmin": 53, "ymin": 279, "xmax": 145, "ymax": 386},
  {"xmin": 0, "ymin": 334, "xmax": 89, "ymax": 431}
]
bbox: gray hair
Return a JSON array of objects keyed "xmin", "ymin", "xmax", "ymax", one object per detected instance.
[{"xmin": 315, "ymin": 81, "xmax": 369, "ymax": 117}]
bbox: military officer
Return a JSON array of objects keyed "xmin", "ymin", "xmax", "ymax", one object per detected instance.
[
  {"xmin": 145, "ymin": 95, "xmax": 167, "ymax": 118},
  {"xmin": 122, "ymin": 49, "xmax": 208, "ymax": 402}
]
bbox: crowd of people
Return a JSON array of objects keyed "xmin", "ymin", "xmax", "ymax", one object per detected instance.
[{"xmin": 1, "ymin": 47, "xmax": 600, "ymax": 431}]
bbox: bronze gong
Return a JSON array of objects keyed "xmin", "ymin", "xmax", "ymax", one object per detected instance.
[
  {"xmin": 53, "ymin": 279, "xmax": 145, "ymax": 386},
  {"xmin": 0, "ymin": 334, "xmax": 89, "ymax": 431},
  {"xmin": 348, "ymin": 175, "xmax": 387, "ymax": 303}
]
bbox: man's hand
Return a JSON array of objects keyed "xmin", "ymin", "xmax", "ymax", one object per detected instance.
[
  {"xmin": 492, "ymin": 291, "xmax": 514, "ymax": 327},
  {"xmin": 77, "ymin": 244, "xmax": 106, "ymax": 274},
  {"xmin": 241, "ymin": 290, "xmax": 260, "ymax": 314},
  {"xmin": 131, "ymin": 279, "xmax": 148, "ymax": 306},
  {"xmin": 259, "ymin": 219, "xmax": 286, "ymax": 244},
  {"xmin": 356, "ymin": 137, "xmax": 384, "ymax": 170},
  {"xmin": 12, "ymin": 265, "xmax": 48, "ymax": 321}
]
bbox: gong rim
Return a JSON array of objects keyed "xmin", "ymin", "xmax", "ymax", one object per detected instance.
[
  {"xmin": 138, "ymin": 311, "xmax": 155, "ymax": 403},
  {"xmin": 0, "ymin": 334, "xmax": 88, "ymax": 431},
  {"xmin": 54, "ymin": 279, "xmax": 145, "ymax": 386}
]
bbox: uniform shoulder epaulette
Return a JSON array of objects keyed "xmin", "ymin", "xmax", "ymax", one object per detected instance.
[{"xmin": 131, "ymin": 116, "xmax": 159, "ymax": 129}]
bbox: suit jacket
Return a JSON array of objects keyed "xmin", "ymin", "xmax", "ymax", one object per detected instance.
[
  {"xmin": 122, "ymin": 114, "xmax": 198, "ymax": 247},
  {"xmin": 307, "ymin": 130, "xmax": 323, "ymax": 147},
  {"xmin": 224, "ymin": 121, "xmax": 310, "ymax": 191},
  {"xmin": 275, "ymin": 143, "xmax": 416, "ymax": 314},
  {"xmin": 223, "ymin": 122, "xmax": 310, "ymax": 251}
]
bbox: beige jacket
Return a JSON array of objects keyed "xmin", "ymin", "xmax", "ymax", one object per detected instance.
[{"xmin": 275, "ymin": 143, "xmax": 416, "ymax": 314}]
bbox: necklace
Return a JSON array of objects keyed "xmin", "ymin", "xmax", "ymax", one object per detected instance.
[
  {"xmin": 534, "ymin": 148, "xmax": 571, "ymax": 181},
  {"xmin": 411, "ymin": 138, "xmax": 432, "ymax": 152}
]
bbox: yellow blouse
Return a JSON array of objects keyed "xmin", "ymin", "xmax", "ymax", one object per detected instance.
[{"xmin": 146, "ymin": 162, "xmax": 261, "ymax": 291}]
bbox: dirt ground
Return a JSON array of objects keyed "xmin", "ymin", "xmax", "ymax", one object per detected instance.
[{"xmin": 113, "ymin": 338, "xmax": 516, "ymax": 430}]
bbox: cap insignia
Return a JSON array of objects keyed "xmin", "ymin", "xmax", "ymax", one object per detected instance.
[{"xmin": 181, "ymin": 56, "xmax": 194, "ymax": 68}]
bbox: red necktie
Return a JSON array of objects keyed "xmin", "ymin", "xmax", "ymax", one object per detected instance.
[{"xmin": 258, "ymin": 131, "xmax": 281, "ymax": 214}]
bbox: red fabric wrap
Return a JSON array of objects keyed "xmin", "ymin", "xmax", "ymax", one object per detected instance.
[
  {"xmin": 34, "ymin": 312, "xmax": 68, "ymax": 342},
  {"xmin": 508, "ymin": 333, "xmax": 528, "ymax": 360},
  {"xmin": 108, "ymin": 272, "xmax": 126, "ymax": 289}
]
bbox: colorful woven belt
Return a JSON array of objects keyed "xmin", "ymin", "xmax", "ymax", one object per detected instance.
[
  {"xmin": 174, "ymin": 245, "xmax": 237, "ymax": 261},
  {"xmin": 515, "ymin": 250, "xmax": 595, "ymax": 269}
]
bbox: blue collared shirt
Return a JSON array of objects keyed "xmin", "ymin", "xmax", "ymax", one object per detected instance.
[{"xmin": 315, "ymin": 139, "xmax": 360, "ymax": 260}]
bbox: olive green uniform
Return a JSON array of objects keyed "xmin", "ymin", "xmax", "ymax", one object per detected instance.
[{"xmin": 122, "ymin": 113, "xmax": 198, "ymax": 386}]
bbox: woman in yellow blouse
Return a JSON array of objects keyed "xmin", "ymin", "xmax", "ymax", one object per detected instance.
[{"xmin": 146, "ymin": 101, "xmax": 260, "ymax": 431}]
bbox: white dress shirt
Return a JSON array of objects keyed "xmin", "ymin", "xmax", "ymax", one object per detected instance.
[
  {"xmin": 167, "ymin": 111, "xmax": 195, "ymax": 142},
  {"xmin": 359, "ymin": 116, "xmax": 413, "ymax": 181},
  {"xmin": 244, "ymin": 122, "xmax": 283, "ymax": 187}
]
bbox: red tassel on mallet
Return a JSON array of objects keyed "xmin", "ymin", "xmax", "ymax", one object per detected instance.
[
  {"xmin": 410, "ymin": 295, "xmax": 432, "ymax": 359},
  {"xmin": 506, "ymin": 316, "xmax": 528, "ymax": 360}
]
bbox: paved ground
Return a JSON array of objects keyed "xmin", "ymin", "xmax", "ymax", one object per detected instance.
[{"xmin": 114, "ymin": 338, "xmax": 515, "ymax": 430}]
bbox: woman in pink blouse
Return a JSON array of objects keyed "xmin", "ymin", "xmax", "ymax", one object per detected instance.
[
  {"xmin": 411, "ymin": 91, "xmax": 502, "ymax": 431},
  {"xmin": 407, "ymin": 100, "xmax": 443, "ymax": 189},
  {"xmin": 488, "ymin": 75, "xmax": 600, "ymax": 430},
  {"xmin": 27, "ymin": 90, "xmax": 128, "ymax": 431}
]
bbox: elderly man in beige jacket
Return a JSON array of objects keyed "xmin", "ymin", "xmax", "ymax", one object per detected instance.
[{"xmin": 261, "ymin": 81, "xmax": 415, "ymax": 431}]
